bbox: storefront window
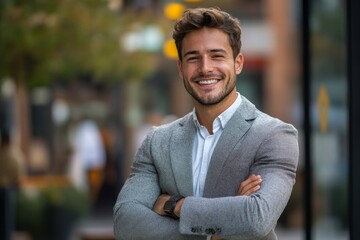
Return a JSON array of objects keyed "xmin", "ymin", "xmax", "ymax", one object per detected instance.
[{"xmin": 310, "ymin": 0, "xmax": 348, "ymax": 239}]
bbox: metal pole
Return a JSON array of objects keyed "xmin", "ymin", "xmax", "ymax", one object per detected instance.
[
  {"xmin": 302, "ymin": 0, "xmax": 312, "ymax": 239},
  {"xmin": 348, "ymin": 0, "xmax": 360, "ymax": 238}
]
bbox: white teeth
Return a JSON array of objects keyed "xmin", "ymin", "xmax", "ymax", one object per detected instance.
[{"xmin": 198, "ymin": 79, "xmax": 218, "ymax": 85}]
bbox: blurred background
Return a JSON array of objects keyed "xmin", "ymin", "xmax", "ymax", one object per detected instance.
[{"xmin": 0, "ymin": 0, "xmax": 353, "ymax": 239}]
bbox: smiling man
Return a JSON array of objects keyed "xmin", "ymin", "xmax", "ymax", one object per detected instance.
[
  {"xmin": 178, "ymin": 26, "xmax": 243, "ymax": 134},
  {"xmin": 113, "ymin": 7, "xmax": 299, "ymax": 240}
]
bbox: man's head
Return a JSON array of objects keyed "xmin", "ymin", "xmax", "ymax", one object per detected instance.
[{"xmin": 172, "ymin": 7, "xmax": 242, "ymax": 61}]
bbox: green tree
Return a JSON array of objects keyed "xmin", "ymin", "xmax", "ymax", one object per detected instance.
[{"xmin": 0, "ymin": 0, "xmax": 170, "ymax": 87}]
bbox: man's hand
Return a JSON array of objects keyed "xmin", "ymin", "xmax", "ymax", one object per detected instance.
[
  {"xmin": 153, "ymin": 194, "xmax": 171, "ymax": 216},
  {"xmin": 211, "ymin": 175, "xmax": 262, "ymax": 240},
  {"xmin": 153, "ymin": 174, "xmax": 262, "ymax": 220},
  {"xmin": 237, "ymin": 174, "xmax": 262, "ymax": 196},
  {"xmin": 153, "ymin": 194, "xmax": 185, "ymax": 218}
]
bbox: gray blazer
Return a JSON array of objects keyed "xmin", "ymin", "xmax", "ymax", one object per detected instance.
[{"xmin": 113, "ymin": 96, "xmax": 299, "ymax": 240}]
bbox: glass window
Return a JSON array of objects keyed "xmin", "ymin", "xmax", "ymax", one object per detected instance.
[{"xmin": 310, "ymin": 0, "xmax": 348, "ymax": 239}]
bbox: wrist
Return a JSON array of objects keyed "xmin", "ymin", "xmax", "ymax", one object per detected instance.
[
  {"xmin": 163, "ymin": 195, "xmax": 184, "ymax": 219},
  {"xmin": 174, "ymin": 197, "xmax": 185, "ymax": 218}
]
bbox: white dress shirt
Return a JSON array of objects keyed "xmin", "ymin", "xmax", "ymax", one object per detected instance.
[{"xmin": 192, "ymin": 93, "xmax": 242, "ymax": 197}]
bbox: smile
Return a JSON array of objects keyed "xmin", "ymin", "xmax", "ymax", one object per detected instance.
[{"xmin": 197, "ymin": 79, "xmax": 219, "ymax": 85}]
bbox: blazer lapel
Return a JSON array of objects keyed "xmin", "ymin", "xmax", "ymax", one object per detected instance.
[
  {"xmin": 169, "ymin": 114, "xmax": 195, "ymax": 196},
  {"xmin": 203, "ymin": 97, "xmax": 257, "ymax": 197}
]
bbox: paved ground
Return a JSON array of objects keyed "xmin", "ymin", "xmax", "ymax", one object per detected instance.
[{"xmin": 71, "ymin": 210, "xmax": 306, "ymax": 240}]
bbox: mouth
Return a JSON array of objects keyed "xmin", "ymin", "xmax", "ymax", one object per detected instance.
[{"xmin": 197, "ymin": 79, "xmax": 219, "ymax": 85}]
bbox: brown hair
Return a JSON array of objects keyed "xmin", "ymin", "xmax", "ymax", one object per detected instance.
[{"xmin": 172, "ymin": 7, "xmax": 242, "ymax": 61}]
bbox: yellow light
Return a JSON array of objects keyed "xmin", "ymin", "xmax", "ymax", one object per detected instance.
[
  {"xmin": 164, "ymin": 3, "xmax": 185, "ymax": 20},
  {"xmin": 317, "ymin": 84, "xmax": 330, "ymax": 133},
  {"xmin": 163, "ymin": 39, "xmax": 178, "ymax": 59}
]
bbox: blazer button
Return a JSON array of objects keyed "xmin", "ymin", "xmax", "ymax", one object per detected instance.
[
  {"xmin": 191, "ymin": 226, "xmax": 202, "ymax": 233},
  {"xmin": 205, "ymin": 228, "xmax": 216, "ymax": 235}
]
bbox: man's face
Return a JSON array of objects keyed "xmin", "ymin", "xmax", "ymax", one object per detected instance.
[{"xmin": 177, "ymin": 27, "xmax": 243, "ymax": 106}]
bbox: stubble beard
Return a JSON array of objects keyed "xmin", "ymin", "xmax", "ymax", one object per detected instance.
[{"xmin": 183, "ymin": 75, "xmax": 236, "ymax": 106}]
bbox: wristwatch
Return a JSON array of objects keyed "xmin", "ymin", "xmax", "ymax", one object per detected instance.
[{"xmin": 163, "ymin": 195, "xmax": 184, "ymax": 219}]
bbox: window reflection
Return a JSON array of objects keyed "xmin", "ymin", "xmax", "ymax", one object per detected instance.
[{"xmin": 310, "ymin": 0, "xmax": 348, "ymax": 239}]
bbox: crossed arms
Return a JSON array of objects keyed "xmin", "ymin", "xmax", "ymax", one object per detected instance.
[
  {"xmin": 152, "ymin": 175, "xmax": 262, "ymax": 240},
  {"xmin": 152, "ymin": 174, "xmax": 262, "ymax": 218},
  {"xmin": 113, "ymin": 122, "xmax": 299, "ymax": 240}
]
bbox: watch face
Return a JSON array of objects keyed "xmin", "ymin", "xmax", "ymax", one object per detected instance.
[
  {"xmin": 164, "ymin": 199, "xmax": 174, "ymax": 213},
  {"xmin": 163, "ymin": 195, "xmax": 183, "ymax": 219}
]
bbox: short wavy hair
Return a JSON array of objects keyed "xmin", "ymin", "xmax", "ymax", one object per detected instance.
[{"xmin": 172, "ymin": 7, "xmax": 242, "ymax": 61}]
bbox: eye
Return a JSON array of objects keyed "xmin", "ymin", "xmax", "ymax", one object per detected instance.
[
  {"xmin": 186, "ymin": 57, "xmax": 200, "ymax": 62},
  {"xmin": 212, "ymin": 55, "xmax": 225, "ymax": 59}
]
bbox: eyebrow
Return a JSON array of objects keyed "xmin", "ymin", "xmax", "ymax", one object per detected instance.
[{"xmin": 183, "ymin": 48, "xmax": 228, "ymax": 58}]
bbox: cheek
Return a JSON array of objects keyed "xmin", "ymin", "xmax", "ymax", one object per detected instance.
[
  {"xmin": 182, "ymin": 66, "xmax": 197, "ymax": 78},
  {"xmin": 216, "ymin": 60, "xmax": 233, "ymax": 69},
  {"xmin": 219, "ymin": 63, "xmax": 235, "ymax": 75}
]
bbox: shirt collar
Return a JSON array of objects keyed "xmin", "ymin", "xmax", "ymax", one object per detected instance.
[{"xmin": 192, "ymin": 92, "xmax": 242, "ymax": 132}]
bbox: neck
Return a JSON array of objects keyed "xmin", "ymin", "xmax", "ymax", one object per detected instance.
[{"xmin": 194, "ymin": 91, "xmax": 237, "ymax": 134}]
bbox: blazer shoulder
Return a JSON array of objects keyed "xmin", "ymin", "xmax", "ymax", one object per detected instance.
[
  {"xmin": 235, "ymin": 96, "xmax": 297, "ymax": 136},
  {"xmin": 253, "ymin": 110, "xmax": 298, "ymax": 137},
  {"xmin": 149, "ymin": 113, "xmax": 193, "ymax": 139}
]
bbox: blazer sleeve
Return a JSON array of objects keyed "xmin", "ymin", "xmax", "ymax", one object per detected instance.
[
  {"xmin": 179, "ymin": 123, "xmax": 299, "ymax": 239},
  {"xmin": 113, "ymin": 128, "xmax": 206, "ymax": 240}
]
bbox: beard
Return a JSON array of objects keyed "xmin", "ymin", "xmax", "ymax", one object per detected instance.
[{"xmin": 183, "ymin": 74, "xmax": 236, "ymax": 106}]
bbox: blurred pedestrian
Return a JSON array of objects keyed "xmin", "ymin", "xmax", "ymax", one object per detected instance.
[
  {"xmin": 0, "ymin": 130, "xmax": 24, "ymax": 240},
  {"xmin": 68, "ymin": 117, "xmax": 106, "ymax": 204},
  {"xmin": 114, "ymin": 7, "xmax": 299, "ymax": 240}
]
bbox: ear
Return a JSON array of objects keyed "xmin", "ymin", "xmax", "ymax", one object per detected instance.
[
  {"xmin": 234, "ymin": 53, "xmax": 244, "ymax": 75},
  {"xmin": 177, "ymin": 59, "xmax": 183, "ymax": 79}
]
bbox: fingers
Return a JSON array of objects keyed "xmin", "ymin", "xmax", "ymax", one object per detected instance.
[
  {"xmin": 238, "ymin": 174, "xmax": 262, "ymax": 196},
  {"xmin": 152, "ymin": 194, "xmax": 171, "ymax": 215}
]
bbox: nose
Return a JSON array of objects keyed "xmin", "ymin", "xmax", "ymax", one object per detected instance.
[{"xmin": 199, "ymin": 56, "xmax": 213, "ymax": 74}]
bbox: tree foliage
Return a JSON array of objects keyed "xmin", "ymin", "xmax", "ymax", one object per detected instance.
[{"xmin": 0, "ymin": 0, "xmax": 170, "ymax": 87}]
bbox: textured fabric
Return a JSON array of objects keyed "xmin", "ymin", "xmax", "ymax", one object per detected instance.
[
  {"xmin": 192, "ymin": 93, "xmax": 242, "ymax": 197},
  {"xmin": 113, "ymin": 96, "xmax": 299, "ymax": 240}
]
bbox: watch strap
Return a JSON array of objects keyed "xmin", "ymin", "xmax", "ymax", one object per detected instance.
[{"xmin": 164, "ymin": 195, "xmax": 184, "ymax": 219}]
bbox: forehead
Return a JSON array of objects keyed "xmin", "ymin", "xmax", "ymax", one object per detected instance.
[{"xmin": 181, "ymin": 28, "xmax": 232, "ymax": 55}]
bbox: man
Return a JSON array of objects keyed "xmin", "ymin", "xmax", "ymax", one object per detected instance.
[{"xmin": 113, "ymin": 7, "xmax": 299, "ymax": 240}]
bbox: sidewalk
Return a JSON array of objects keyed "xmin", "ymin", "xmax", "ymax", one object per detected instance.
[
  {"xmin": 71, "ymin": 216, "xmax": 114, "ymax": 240},
  {"xmin": 71, "ymin": 205, "xmax": 115, "ymax": 240}
]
